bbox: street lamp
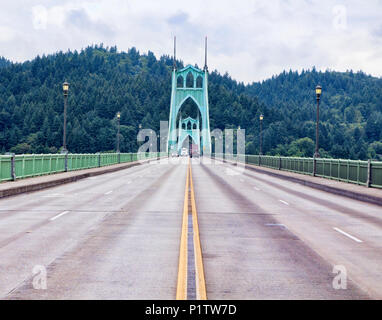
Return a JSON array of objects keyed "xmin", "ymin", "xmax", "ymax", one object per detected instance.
[
  {"xmin": 259, "ymin": 114, "xmax": 264, "ymax": 155},
  {"xmin": 314, "ymin": 85, "xmax": 322, "ymax": 158},
  {"xmin": 62, "ymin": 82, "xmax": 69, "ymax": 153},
  {"xmin": 116, "ymin": 112, "xmax": 121, "ymax": 153}
]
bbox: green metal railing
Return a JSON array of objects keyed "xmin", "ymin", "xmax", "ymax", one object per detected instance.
[
  {"xmin": 371, "ymin": 161, "xmax": 382, "ymax": 189},
  {"xmin": 0, "ymin": 152, "xmax": 165, "ymax": 182},
  {"xmin": 0, "ymin": 155, "xmax": 12, "ymax": 181},
  {"xmin": 212, "ymin": 154, "xmax": 382, "ymax": 189}
]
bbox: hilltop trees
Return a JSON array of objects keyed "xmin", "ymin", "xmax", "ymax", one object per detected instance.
[
  {"xmin": 0, "ymin": 46, "xmax": 381, "ymax": 160},
  {"xmin": 246, "ymin": 69, "xmax": 382, "ymax": 160}
]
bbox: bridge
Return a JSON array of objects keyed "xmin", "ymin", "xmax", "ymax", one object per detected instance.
[
  {"xmin": 0, "ymin": 156, "xmax": 381, "ymax": 300},
  {"xmin": 0, "ymin": 39, "xmax": 382, "ymax": 300}
]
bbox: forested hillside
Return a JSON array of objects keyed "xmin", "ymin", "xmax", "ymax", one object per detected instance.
[
  {"xmin": 0, "ymin": 45, "xmax": 381, "ymax": 159},
  {"xmin": 247, "ymin": 69, "xmax": 382, "ymax": 160},
  {"xmin": 0, "ymin": 45, "xmax": 267, "ymax": 155},
  {"xmin": 0, "ymin": 57, "xmax": 11, "ymax": 69}
]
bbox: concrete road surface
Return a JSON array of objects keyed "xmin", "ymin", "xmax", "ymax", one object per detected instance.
[
  {"xmin": 0, "ymin": 157, "xmax": 381, "ymax": 299},
  {"xmin": 1, "ymin": 159, "xmax": 186, "ymax": 299},
  {"xmin": 193, "ymin": 159, "xmax": 380, "ymax": 299}
]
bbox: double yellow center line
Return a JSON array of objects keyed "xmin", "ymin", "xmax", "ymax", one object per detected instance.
[{"xmin": 176, "ymin": 160, "xmax": 207, "ymax": 300}]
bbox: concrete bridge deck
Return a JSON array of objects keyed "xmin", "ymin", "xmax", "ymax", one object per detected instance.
[{"xmin": 0, "ymin": 158, "xmax": 381, "ymax": 299}]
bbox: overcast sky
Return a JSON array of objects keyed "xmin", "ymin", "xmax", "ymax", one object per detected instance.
[{"xmin": 0, "ymin": 0, "xmax": 382, "ymax": 83}]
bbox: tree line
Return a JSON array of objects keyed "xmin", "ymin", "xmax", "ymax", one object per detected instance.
[{"xmin": 0, "ymin": 45, "xmax": 381, "ymax": 160}]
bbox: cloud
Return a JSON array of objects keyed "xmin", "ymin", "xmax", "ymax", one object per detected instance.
[
  {"xmin": 0, "ymin": 0, "xmax": 381, "ymax": 83},
  {"xmin": 0, "ymin": 25, "xmax": 16, "ymax": 42},
  {"xmin": 167, "ymin": 11, "xmax": 189, "ymax": 25},
  {"xmin": 372, "ymin": 24, "xmax": 382, "ymax": 38},
  {"xmin": 32, "ymin": 5, "xmax": 48, "ymax": 30},
  {"xmin": 66, "ymin": 8, "xmax": 115, "ymax": 37}
]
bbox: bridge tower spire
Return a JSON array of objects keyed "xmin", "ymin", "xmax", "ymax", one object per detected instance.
[
  {"xmin": 204, "ymin": 36, "xmax": 208, "ymax": 72},
  {"xmin": 173, "ymin": 36, "xmax": 177, "ymax": 70}
]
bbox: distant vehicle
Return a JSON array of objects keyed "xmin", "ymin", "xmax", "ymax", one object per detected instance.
[
  {"xmin": 181, "ymin": 148, "xmax": 188, "ymax": 157},
  {"xmin": 171, "ymin": 151, "xmax": 179, "ymax": 157},
  {"xmin": 190, "ymin": 144, "xmax": 199, "ymax": 158}
]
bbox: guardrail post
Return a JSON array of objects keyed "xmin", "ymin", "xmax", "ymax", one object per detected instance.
[
  {"xmin": 10, "ymin": 153, "xmax": 16, "ymax": 181},
  {"xmin": 366, "ymin": 159, "xmax": 372, "ymax": 188},
  {"xmin": 118, "ymin": 152, "xmax": 121, "ymax": 164},
  {"xmin": 259, "ymin": 155, "xmax": 261, "ymax": 166},
  {"xmin": 279, "ymin": 156, "xmax": 281, "ymax": 170},
  {"xmin": 64, "ymin": 152, "xmax": 68, "ymax": 172},
  {"xmin": 97, "ymin": 153, "xmax": 101, "ymax": 167},
  {"xmin": 313, "ymin": 157, "xmax": 317, "ymax": 177}
]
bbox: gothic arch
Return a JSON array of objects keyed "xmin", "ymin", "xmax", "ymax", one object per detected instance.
[
  {"xmin": 176, "ymin": 95, "xmax": 202, "ymax": 115},
  {"xmin": 178, "ymin": 133, "xmax": 199, "ymax": 149},
  {"xmin": 177, "ymin": 76, "xmax": 184, "ymax": 88},
  {"xmin": 186, "ymin": 72, "xmax": 194, "ymax": 88},
  {"xmin": 196, "ymin": 76, "xmax": 203, "ymax": 88}
]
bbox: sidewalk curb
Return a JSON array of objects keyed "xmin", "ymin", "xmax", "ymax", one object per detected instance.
[
  {"xmin": 218, "ymin": 158, "xmax": 382, "ymax": 207},
  {"xmin": 0, "ymin": 158, "xmax": 161, "ymax": 199}
]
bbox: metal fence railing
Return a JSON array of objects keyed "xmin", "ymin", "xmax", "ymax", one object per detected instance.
[
  {"xmin": 0, "ymin": 152, "xmax": 166, "ymax": 182},
  {"xmin": 212, "ymin": 153, "xmax": 382, "ymax": 189}
]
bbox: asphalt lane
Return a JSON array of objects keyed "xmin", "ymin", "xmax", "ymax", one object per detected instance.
[
  {"xmin": 221, "ymin": 160, "xmax": 382, "ymax": 298},
  {"xmin": 1, "ymin": 159, "xmax": 187, "ymax": 299},
  {"xmin": 191, "ymin": 158, "xmax": 375, "ymax": 299}
]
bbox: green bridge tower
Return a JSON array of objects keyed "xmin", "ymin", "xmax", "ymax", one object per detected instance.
[{"xmin": 167, "ymin": 37, "xmax": 211, "ymax": 155}]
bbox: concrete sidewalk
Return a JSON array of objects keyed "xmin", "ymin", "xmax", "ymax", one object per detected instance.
[
  {"xmin": 218, "ymin": 158, "xmax": 382, "ymax": 207},
  {"xmin": 0, "ymin": 159, "xmax": 157, "ymax": 199}
]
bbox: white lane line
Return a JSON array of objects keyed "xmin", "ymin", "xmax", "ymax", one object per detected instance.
[
  {"xmin": 279, "ymin": 200, "xmax": 289, "ymax": 206},
  {"xmin": 253, "ymin": 186, "xmax": 260, "ymax": 191},
  {"xmin": 265, "ymin": 223, "xmax": 286, "ymax": 228},
  {"xmin": 50, "ymin": 211, "xmax": 70, "ymax": 221},
  {"xmin": 333, "ymin": 227, "xmax": 363, "ymax": 243},
  {"xmin": 104, "ymin": 191, "xmax": 113, "ymax": 195}
]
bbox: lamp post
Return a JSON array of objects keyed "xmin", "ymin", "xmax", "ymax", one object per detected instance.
[
  {"xmin": 314, "ymin": 85, "xmax": 322, "ymax": 158},
  {"xmin": 116, "ymin": 112, "xmax": 121, "ymax": 153},
  {"xmin": 259, "ymin": 114, "xmax": 264, "ymax": 155},
  {"xmin": 62, "ymin": 82, "xmax": 69, "ymax": 153}
]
